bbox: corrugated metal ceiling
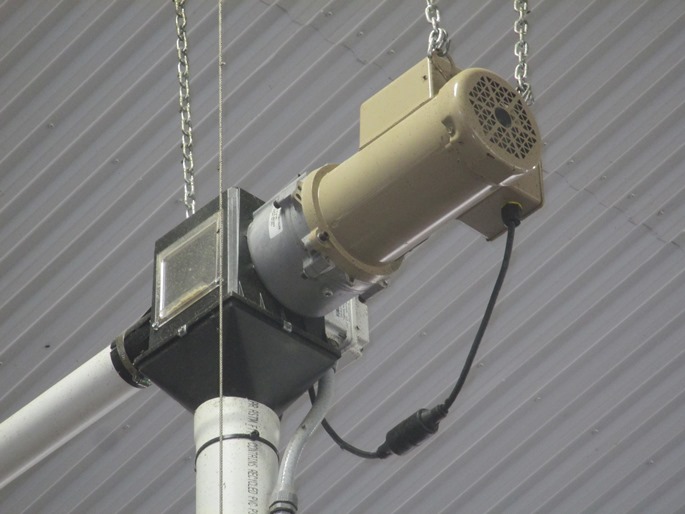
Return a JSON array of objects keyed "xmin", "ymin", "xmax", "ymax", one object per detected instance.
[{"xmin": 1, "ymin": 0, "xmax": 684, "ymax": 512}]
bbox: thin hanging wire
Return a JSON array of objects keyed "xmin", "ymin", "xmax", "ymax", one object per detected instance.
[
  {"xmin": 217, "ymin": 1, "xmax": 225, "ymax": 513},
  {"xmin": 174, "ymin": 0, "xmax": 196, "ymax": 218},
  {"xmin": 514, "ymin": 0, "xmax": 534, "ymax": 105},
  {"xmin": 425, "ymin": 0, "xmax": 450, "ymax": 56}
]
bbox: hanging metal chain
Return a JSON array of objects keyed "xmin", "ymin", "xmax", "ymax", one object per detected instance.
[
  {"xmin": 425, "ymin": 0, "xmax": 450, "ymax": 57},
  {"xmin": 514, "ymin": 0, "xmax": 534, "ymax": 105},
  {"xmin": 175, "ymin": 0, "xmax": 196, "ymax": 218}
]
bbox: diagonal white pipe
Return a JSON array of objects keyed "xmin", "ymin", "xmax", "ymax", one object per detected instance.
[{"xmin": 0, "ymin": 346, "xmax": 140, "ymax": 489}]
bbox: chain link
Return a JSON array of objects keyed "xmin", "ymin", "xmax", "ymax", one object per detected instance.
[
  {"xmin": 514, "ymin": 0, "xmax": 534, "ymax": 105},
  {"xmin": 425, "ymin": 1, "xmax": 450, "ymax": 57},
  {"xmin": 174, "ymin": 0, "xmax": 196, "ymax": 218}
]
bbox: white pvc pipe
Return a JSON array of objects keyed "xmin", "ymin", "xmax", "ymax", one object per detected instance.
[
  {"xmin": 0, "ymin": 346, "xmax": 139, "ymax": 489},
  {"xmin": 195, "ymin": 397, "xmax": 281, "ymax": 514}
]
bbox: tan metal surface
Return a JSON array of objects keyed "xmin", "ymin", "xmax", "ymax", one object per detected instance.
[
  {"xmin": 359, "ymin": 55, "xmax": 461, "ymax": 149},
  {"xmin": 300, "ymin": 64, "xmax": 543, "ymax": 281}
]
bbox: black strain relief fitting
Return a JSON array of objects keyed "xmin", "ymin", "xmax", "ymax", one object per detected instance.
[
  {"xmin": 376, "ymin": 406, "xmax": 448, "ymax": 457},
  {"xmin": 428, "ymin": 403, "xmax": 449, "ymax": 420},
  {"xmin": 501, "ymin": 202, "xmax": 523, "ymax": 227}
]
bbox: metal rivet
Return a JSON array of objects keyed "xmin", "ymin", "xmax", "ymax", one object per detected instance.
[
  {"xmin": 357, "ymin": 30, "xmax": 364, "ymax": 37},
  {"xmin": 647, "ymin": 459, "xmax": 655, "ymax": 465},
  {"xmin": 592, "ymin": 427, "xmax": 600, "ymax": 434},
  {"xmin": 322, "ymin": 288, "xmax": 333, "ymax": 298},
  {"xmin": 534, "ymin": 396, "xmax": 542, "ymax": 402},
  {"xmin": 657, "ymin": 210, "xmax": 665, "ymax": 216},
  {"xmin": 600, "ymin": 175, "xmax": 607, "ymax": 181},
  {"xmin": 387, "ymin": 48, "xmax": 395, "ymax": 55},
  {"xmin": 47, "ymin": 122, "xmax": 55, "ymax": 128},
  {"xmin": 628, "ymin": 193, "xmax": 636, "ymax": 199},
  {"xmin": 567, "ymin": 158, "xmax": 574, "ymax": 164},
  {"xmin": 323, "ymin": 10, "xmax": 333, "ymax": 17},
  {"xmin": 477, "ymin": 362, "xmax": 484, "ymax": 367}
]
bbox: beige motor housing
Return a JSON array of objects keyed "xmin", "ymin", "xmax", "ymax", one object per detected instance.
[{"xmin": 247, "ymin": 56, "xmax": 543, "ymax": 317}]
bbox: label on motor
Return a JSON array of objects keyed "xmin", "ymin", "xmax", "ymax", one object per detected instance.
[
  {"xmin": 268, "ymin": 206, "xmax": 283, "ymax": 239},
  {"xmin": 334, "ymin": 301, "xmax": 351, "ymax": 322}
]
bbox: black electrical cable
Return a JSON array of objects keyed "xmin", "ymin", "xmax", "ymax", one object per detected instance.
[
  {"xmin": 441, "ymin": 202, "xmax": 520, "ymax": 412},
  {"xmin": 312, "ymin": 203, "xmax": 523, "ymax": 459},
  {"xmin": 308, "ymin": 388, "xmax": 385, "ymax": 459}
]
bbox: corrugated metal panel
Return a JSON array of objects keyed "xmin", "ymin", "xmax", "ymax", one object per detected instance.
[{"xmin": 1, "ymin": 0, "xmax": 684, "ymax": 512}]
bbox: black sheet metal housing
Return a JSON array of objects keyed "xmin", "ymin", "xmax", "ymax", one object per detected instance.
[{"xmin": 136, "ymin": 188, "xmax": 339, "ymax": 413}]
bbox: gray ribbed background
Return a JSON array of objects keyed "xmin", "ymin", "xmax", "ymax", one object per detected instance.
[{"xmin": 1, "ymin": 1, "xmax": 684, "ymax": 512}]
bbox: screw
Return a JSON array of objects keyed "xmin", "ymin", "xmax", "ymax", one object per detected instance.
[
  {"xmin": 47, "ymin": 122, "xmax": 55, "ymax": 128},
  {"xmin": 322, "ymin": 288, "xmax": 333, "ymax": 298},
  {"xmin": 628, "ymin": 193, "xmax": 636, "ymax": 199},
  {"xmin": 323, "ymin": 10, "xmax": 333, "ymax": 17},
  {"xmin": 357, "ymin": 30, "xmax": 364, "ymax": 37},
  {"xmin": 317, "ymin": 231, "xmax": 329, "ymax": 242},
  {"xmin": 177, "ymin": 325, "xmax": 188, "ymax": 337},
  {"xmin": 657, "ymin": 210, "xmax": 665, "ymax": 216},
  {"xmin": 387, "ymin": 48, "xmax": 395, "ymax": 55},
  {"xmin": 534, "ymin": 396, "xmax": 542, "ymax": 402}
]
